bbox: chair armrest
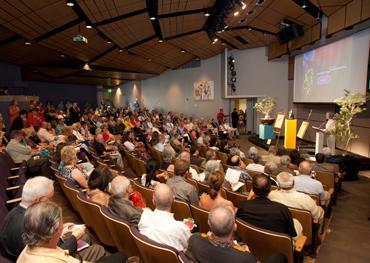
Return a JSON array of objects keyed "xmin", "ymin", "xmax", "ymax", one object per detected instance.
[
  {"xmin": 294, "ymin": 235, "xmax": 307, "ymax": 252},
  {"xmin": 6, "ymin": 197, "xmax": 22, "ymax": 204},
  {"xmin": 8, "ymin": 175, "xmax": 20, "ymax": 180},
  {"xmin": 10, "ymin": 167, "xmax": 20, "ymax": 171},
  {"xmin": 6, "ymin": 185, "xmax": 20, "ymax": 191}
]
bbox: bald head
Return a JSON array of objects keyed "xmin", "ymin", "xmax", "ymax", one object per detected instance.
[
  {"xmin": 178, "ymin": 151, "xmax": 191, "ymax": 162},
  {"xmin": 299, "ymin": 161, "xmax": 312, "ymax": 175},
  {"xmin": 153, "ymin": 183, "xmax": 174, "ymax": 211},
  {"xmin": 276, "ymin": 172, "xmax": 294, "ymax": 189},
  {"xmin": 230, "ymin": 155, "xmax": 240, "ymax": 167},
  {"xmin": 208, "ymin": 205, "xmax": 235, "ymax": 238}
]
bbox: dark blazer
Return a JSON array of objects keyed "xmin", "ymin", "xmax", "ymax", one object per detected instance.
[
  {"xmin": 236, "ymin": 197, "xmax": 297, "ymax": 237},
  {"xmin": 108, "ymin": 195, "xmax": 143, "ymax": 227}
]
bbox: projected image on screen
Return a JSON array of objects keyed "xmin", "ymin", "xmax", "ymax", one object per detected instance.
[{"xmin": 294, "ymin": 29, "xmax": 370, "ymax": 103}]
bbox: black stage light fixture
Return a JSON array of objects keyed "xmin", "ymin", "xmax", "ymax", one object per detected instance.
[
  {"xmin": 231, "ymin": 71, "xmax": 236, "ymax": 76},
  {"xmin": 231, "ymin": 77, "xmax": 236, "ymax": 82}
]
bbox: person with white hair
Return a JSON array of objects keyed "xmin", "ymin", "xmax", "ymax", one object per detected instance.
[
  {"xmin": 108, "ymin": 176, "xmax": 143, "ymax": 226},
  {"xmin": 198, "ymin": 160, "xmax": 223, "ymax": 182},
  {"xmin": 37, "ymin": 121, "xmax": 56, "ymax": 144},
  {"xmin": 324, "ymin": 112, "xmax": 336, "ymax": 155},
  {"xmin": 139, "ymin": 183, "xmax": 191, "ymax": 251},
  {"xmin": 93, "ymin": 133, "xmax": 124, "ymax": 168},
  {"xmin": 186, "ymin": 205, "xmax": 289, "ymax": 263},
  {"xmin": 247, "ymin": 146, "xmax": 259, "ymax": 160},
  {"xmin": 269, "ymin": 172, "xmax": 324, "ymax": 223},
  {"xmin": 0, "ymin": 177, "xmax": 105, "ymax": 262}
]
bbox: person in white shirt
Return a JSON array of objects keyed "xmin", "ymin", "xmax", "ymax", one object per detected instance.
[
  {"xmin": 324, "ymin": 112, "xmax": 336, "ymax": 155},
  {"xmin": 37, "ymin": 122, "xmax": 55, "ymax": 143},
  {"xmin": 245, "ymin": 155, "xmax": 265, "ymax": 174},
  {"xmin": 71, "ymin": 122, "xmax": 85, "ymax": 142},
  {"xmin": 138, "ymin": 183, "xmax": 191, "ymax": 251},
  {"xmin": 269, "ymin": 172, "xmax": 324, "ymax": 223}
]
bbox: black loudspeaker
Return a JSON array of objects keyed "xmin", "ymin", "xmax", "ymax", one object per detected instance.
[{"xmin": 277, "ymin": 24, "xmax": 304, "ymax": 44}]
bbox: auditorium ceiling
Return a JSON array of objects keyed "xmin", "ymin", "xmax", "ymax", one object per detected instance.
[{"xmin": 0, "ymin": 0, "xmax": 353, "ymax": 86}]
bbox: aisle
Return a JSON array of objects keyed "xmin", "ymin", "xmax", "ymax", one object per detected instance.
[{"xmin": 316, "ymin": 175, "xmax": 370, "ymax": 263}]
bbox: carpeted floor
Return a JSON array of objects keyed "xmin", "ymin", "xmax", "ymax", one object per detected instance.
[{"xmin": 315, "ymin": 175, "xmax": 370, "ymax": 263}]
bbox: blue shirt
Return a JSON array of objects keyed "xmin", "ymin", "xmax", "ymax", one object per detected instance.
[{"xmin": 294, "ymin": 174, "xmax": 326, "ymax": 200}]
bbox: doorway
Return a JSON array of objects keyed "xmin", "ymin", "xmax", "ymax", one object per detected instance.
[{"xmin": 234, "ymin": 98, "xmax": 257, "ymax": 134}]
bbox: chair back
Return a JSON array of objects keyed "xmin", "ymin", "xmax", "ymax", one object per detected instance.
[
  {"xmin": 197, "ymin": 181, "xmax": 226, "ymax": 199},
  {"xmin": 125, "ymin": 152, "xmax": 139, "ymax": 176},
  {"xmin": 236, "ymin": 219, "xmax": 294, "ymax": 263},
  {"xmin": 307, "ymin": 194, "xmax": 320, "ymax": 205},
  {"xmin": 149, "ymin": 146, "xmax": 163, "ymax": 165},
  {"xmin": 225, "ymin": 189, "xmax": 248, "ymax": 207},
  {"xmin": 100, "ymin": 206, "xmax": 140, "ymax": 257},
  {"xmin": 190, "ymin": 204, "xmax": 210, "ymax": 233},
  {"xmin": 133, "ymin": 182, "xmax": 155, "ymax": 210},
  {"xmin": 288, "ymin": 207, "xmax": 313, "ymax": 245},
  {"xmin": 315, "ymin": 171, "xmax": 334, "ymax": 192},
  {"xmin": 76, "ymin": 192, "xmax": 116, "ymax": 246},
  {"xmin": 63, "ymin": 180, "xmax": 82, "ymax": 212},
  {"xmin": 135, "ymin": 158, "xmax": 147, "ymax": 176},
  {"xmin": 171, "ymin": 199, "xmax": 192, "ymax": 221},
  {"xmin": 130, "ymin": 226, "xmax": 182, "ymax": 263}
]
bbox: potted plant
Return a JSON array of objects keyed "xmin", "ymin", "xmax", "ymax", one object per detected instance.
[
  {"xmin": 334, "ymin": 90, "xmax": 368, "ymax": 152},
  {"xmin": 254, "ymin": 97, "xmax": 276, "ymax": 125}
]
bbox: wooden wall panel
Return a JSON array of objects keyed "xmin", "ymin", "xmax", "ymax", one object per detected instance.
[
  {"xmin": 288, "ymin": 56, "xmax": 294, "ymax": 80},
  {"xmin": 267, "ymin": 40, "xmax": 288, "ymax": 60},
  {"xmin": 311, "ymin": 23, "xmax": 321, "ymax": 42},
  {"xmin": 362, "ymin": 0, "xmax": 370, "ymax": 20},
  {"xmin": 345, "ymin": 0, "xmax": 362, "ymax": 27},
  {"xmin": 327, "ymin": 6, "xmax": 346, "ymax": 35}
]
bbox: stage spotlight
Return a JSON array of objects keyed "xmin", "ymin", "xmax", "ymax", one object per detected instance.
[
  {"xmin": 150, "ymin": 16, "xmax": 156, "ymax": 20},
  {"xmin": 301, "ymin": 0, "xmax": 307, "ymax": 9},
  {"xmin": 231, "ymin": 71, "xmax": 236, "ymax": 76},
  {"xmin": 106, "ymin": 39, "xmax": 112, "ymax": 44},
  {"xmin": 231, "ymin": 83, "xmax": 236, "ymax": 92},
  {"xmin": 66, "ymin": 0, "xmax": 74, "ymax": 7},
  {"xmin": 212, "ymin": 38, "xmax": 219, "ymax": 44},
  {"xmin": 234, "ymin": 11, "xmax": 239, "ymax": 17},
  {"xmin": 60, "ymin": 54, "xmax": 66, "ymax": 58},
  {"xmin": 229, "ymin": 65, "xmax": 235, "ymax": 71},
  {"xmin": 83, "ymin": 63, "xmax": 92, "ymax": 71},
  {"xmin": 158, "ymin": 38, "xmax": 164, "ymax": 43},
  {"xmin": 204, "ymin": 11, "xmax": 210, "ymax": 17},
  {"xmin": 241, "ymin": 2, "xmax": 247, "ymax": 10},
  {"xmin": 231, "ymin": 77, "xmax": 236, "ymax": 82},
  {"xmin": 85, "ymin": 22, "xmax": 92, "ymax": 29}
]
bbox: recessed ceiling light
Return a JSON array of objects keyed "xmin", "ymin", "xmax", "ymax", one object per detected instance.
[
  {"xmin": 212, "ymin": 38, "xmax": 218, "ymax": 44},
  {"xmin": 248, "ymin": 27, "xmax": 252, "ymax": 31},
  {"xmin": 241, "ymin": 2, "xmax": 247, "ymax": 10},
  {"xmin": 180, "ymin": 49, "xmax": 186, "ymax": 53},
  {"xmin": 118, "ymin": 48, "xmax": 123, "ymax": 52},
  {"xmin": 83, "ymin": 63, "xmax": 92, "ymax": 71},
  {"xmin": 85, "ymin": 23, "xmax": 92, "ymax": 29},
  {"xmin": 106, "ymin": 40, "xmax": 112, "ymax": 44},
  {"xmin": 158, "ymin": 39, "xmax": 164, "ymax": 43},
  {"xmin": 147, "ymin": 58, "xmax": 152, "ymax": 62},
  {"xmin": 66, "ymin": 1, "xmax": 74, "ymax": 7},
  {"xmin": 24, "ymin": 40, "xmax": 31, "ymax": 45},
  {"xmin": 234, "ymin": 11, "xmax": 239, "ymax": 16},
  {"xmin": 60, "ymin": 54, "xmax": 66, "ymax": 58},
  {"xmin": 301, "ymin": 1, "xmax": 307, "ymax": 8},
  {"xmin": 150, "ymin": 16, "xmax": 156, "ymax": 20},
  {"xmin": 195, "ymin": 57, "xmax": 200, "ymax": 61},
  {"xmin": 204, "ymin": 11, "xmax": 210, "ymax": 17}
]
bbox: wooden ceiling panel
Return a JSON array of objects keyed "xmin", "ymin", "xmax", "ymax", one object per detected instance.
[
  {"xmin": 81, "ymin": 70, "xmax": 156, "ymax": 80},
  {"xmin": 99, "ymin": 13, "xmax": 154, "ymax": 48},
  {"xmin": 0, "ymin": 39, "xmax": 64, "ymax": 65},
  {"xmin": 28, "ymin": 67, "xmax": 82, "ymax": 78},
  {"xmin": 129, "ymin": 39, "xmax": 194, "ymax": 68},
  {"xmin": 158, "ymin": 0, "xmax": 215, "ymax": 14},
  {"xmin": 160, "ymin": 13, "xmax": 205, "ymax": 38},
  {"xmin": 0, "ymin": 25, "xmax": 17, "ymax": 42},
  {"xmin": 169, "ymin": 31, "xmax": 226, "ymax": 59},
  {"xmin": 39, "ymin": 24, "xmax": 109, "ymax": 62},
  {"xmin": 60, "ymin": 76, "xmax": 123, "ymax": 86},
  {"xmin": 93, "ymin": 49, "xmax": 166, "ymax": 74},
  {"xmin": 78, "ymin": 0, "xmax": 146, "ymax": 23},
  {"xmin": 0, "ymin": 0, "xmax": 77, "ymax": 40},
  {"xmin": 310, "ymin": 0, "xmax": 353, "ymax": 16}
]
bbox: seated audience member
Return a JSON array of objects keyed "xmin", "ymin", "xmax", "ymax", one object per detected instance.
[
  {"xmin": 161, "ymin": 144, "xmax": 176, "ymax": 170},
  {"xmin": 87, "ymin": 166, "xmax": 113, "ymax": 206},
  {"xmin": 166, "ymin": 159, "xmax": 199, "ymax": 205},
  {"xmin": 141, "ymin": 159, "xmax": 162, "ymax": 187},
  {"xmin": 261, "ymin": 145, "xmax": 281, "ymax": 165},
  {"xmin": 229, "ymin": 146, "xmax": 246, "ymax": 160},
  {"xmin": 55, "ymin": 115, "xmax": 66, "ymax": 135},
  {"xmin": 245, "ymin": 155, "xmax": 265, "ymax": 174},
  {"xmin": 10, "ymin": 109, "xmax": 27, "ymax": 132},
  {"xmin": 289, "ymin": 150, "xmax": 304, "ymax": 169},
  {"xmin": 227, "ymin": 155, "xmax": 251, "ymax": 180},
  {"xmin": 37, "ymin": 121, "xmax": 56, "ymax": 144},
  {"xmin": 108, "ymin": 176, "xmax": 143, "ymax": 226},
  {"xmin": 139, "ymin": 184, "xmax": 191, "ymax": 251},
  {"xmin": 187, "ymin": 205, "xmax": 286, "ymax": 263},
  {"xmin": 93, "ymin": 133, "xmax": 124, "ymax": 168},
  {"xmin": 0, "ymin": 177, "xmax": 105, "ymax": 262},
  {"xmin": 169, "ymin": 151, "xmax": 198, "ymax": 180},
  {"xmin": 199, "ymin": 171, "xmax": 236, "ymax": 212},
  {"xmin": 59, "ymin": 145, "xmax": 89, "ymax": 188},
  {"xmin": 269, "ymin": 172, "xmax": 324, "ymax": 223},
  {"xmin": 247, "ymin": 146, "xmax": 259, "ymax": 160},
  {"xmin": 236, "ymin": 174, "xmax": 302, "ymax": 238},
  {"xmin": 153, "ymin": 133, "xmax": 165, "ymax": 152},
  {"xmin": 6, "ymin": 130, "xmax": 52, "ymax": 178},
  {"xmin": 198, "ymin": 160, "xmax": 223, "ymax": 182},
  {"xmin": 190, "ymin": 146, "xmax": 204, "ymax": 167},
  {"xmin": 201, "ymin": 150, "xmax": 217, "ymax": 168},
  {"xmin": 312, "ymin": 153, "xmax": 338, "ymax": 175},
  {"xmin": 273, "ymin": 155, "xmax": 295, "ymax": 176},
  {"xmin": 294, "ymin": 161, "xmax": 330, "ymax": 201}
]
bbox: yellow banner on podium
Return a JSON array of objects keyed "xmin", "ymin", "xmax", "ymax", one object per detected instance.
[{"xmin": 284, "ymin": 119, "xmax": 297, "ymax": 149}]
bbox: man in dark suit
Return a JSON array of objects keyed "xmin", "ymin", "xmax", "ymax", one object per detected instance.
[{"xmin": 236, "ymin": 174, "xmax": 301, "ymax": 238}]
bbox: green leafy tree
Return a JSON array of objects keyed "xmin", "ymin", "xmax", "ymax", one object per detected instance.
[{"xmin": 334, "ymin": 90, "xmax": 368, "ymax": 151}]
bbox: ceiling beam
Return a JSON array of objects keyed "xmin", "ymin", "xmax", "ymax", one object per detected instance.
[
  {"xmin": 217, "ymin": 35, "xmax": 239, "ymax": 49},
  {"xmin": 146, "ymin": 0, "xmax": 163, "ymax": 41},
  {"xmin": 89, "ymin": 45, "xmax": 118, "ymax": 63},
  {"xmin": 74, "ymin": 75, "xmax": 131, "ymax": 81},
  {"xmin": 0, "ymin": 35, "xmax": 21, "ymax": 48},
  {"xmin": 165, "ymin": 28, "xmax": 204, "ymax": 40},
  {"xmin": 125, "ymin": 35, "xmax": 157, "ymax": 49},
  {"xmin": 157, "ymin": 8, "xmax": 208, "ymax": 19},
  {"xmin": 93, "ymin": 8, "xmax": 148, "ymax": 27},
  {"xmin": 227, "ymin": 26, "xmax": 276, "ymax": 36},
  {"xmin": 33, "ymin": 18, "xmax": 83, "ymax": 42}
]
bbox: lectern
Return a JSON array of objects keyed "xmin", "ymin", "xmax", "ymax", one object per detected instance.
[
  {"xmin": 313, "ymin": 127, "xmax": 324, "ymax": 154},
  {"xmin": 284, "ymin": 119, "xmax": 297, "ymax": 149}
]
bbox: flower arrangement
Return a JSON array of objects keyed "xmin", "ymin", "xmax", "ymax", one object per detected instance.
[
  {"xmin": 254, "ymin": 97, "xmax": 276, "ymax": 119},
  {"xmin": 334, "ymin": 90, "xmax": 368, "ymax": 151}
]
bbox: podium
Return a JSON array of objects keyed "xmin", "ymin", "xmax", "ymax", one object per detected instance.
[
  {"xmin": 259, "ymin": 124, "xmax": 275, "ymax": 140},
  {"xmin": 284, "ymin": 119, "xmax": 297, "ymax": 149},
  {"xmin": 313, "ymin": 127, "xmax": 325, "ymax": 154}
]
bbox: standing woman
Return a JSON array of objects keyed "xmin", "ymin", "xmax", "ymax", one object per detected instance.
[
  {"xmin": 324, "ymin": 112, "xmax": 336, "ymax": 155},
  {"xmin": 8, "ymin": 99, "xmax": 20, "ymax": 128}
]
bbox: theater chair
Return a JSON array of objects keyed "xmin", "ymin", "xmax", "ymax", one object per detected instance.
[
  {"xmin": 130, "ymin": 226, "xmax": 191, "ymax": 263},
  {"xmin": 190, "ymin": 205, "xmax": 210, "ymax": 233},
  {"xmin": 196, "ymin": 181, "xmax": 227, "ymax": 198},
  {"xmin": 236, "ymin": 219, "xmax": 307, "ymax": 263},
  {"xmin": 216, "ymin": 151, "xmax": 228, "ymax": 164},
  {"xmin": 288, "ymin": 207, "xmax": 319, "ymax": 256},
  {"xmin": 63, "ymin": 180, "xmax": 82, "ymax": 212},
  {"xmin": 100, "ymin": 206, "xmax": 140, "ymax": 257},
  {"xmin": 225, "ymin": 189, "xmax": 248, "ymax": 207},
  {"xmin": 132, "ymin": 181, "xmax": 155, "ymax": 210},
  {"xmin": 171, "ymin": 199, "xmax": 192, "ymax": 221},
  {"xmin": 314, "ymin": 171, "xmax": 335, "ymax": 201},
  {"xmin": 76, "ymin": 192, "xmax": 116, "ymax": 247}
]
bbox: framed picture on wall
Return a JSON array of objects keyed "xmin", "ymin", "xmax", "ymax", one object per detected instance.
[{"xmin": 194, "ymin": 80, "xmax": 214, "ymax": 101}]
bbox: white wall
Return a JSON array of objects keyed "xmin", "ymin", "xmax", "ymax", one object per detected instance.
[
  {"xmin": 229, "ymin": 47, "xmax": 290, "ymax": 115},
  {"xmin": 140, "ymin": 55, "xmax": 229, "ymax": 119}
]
